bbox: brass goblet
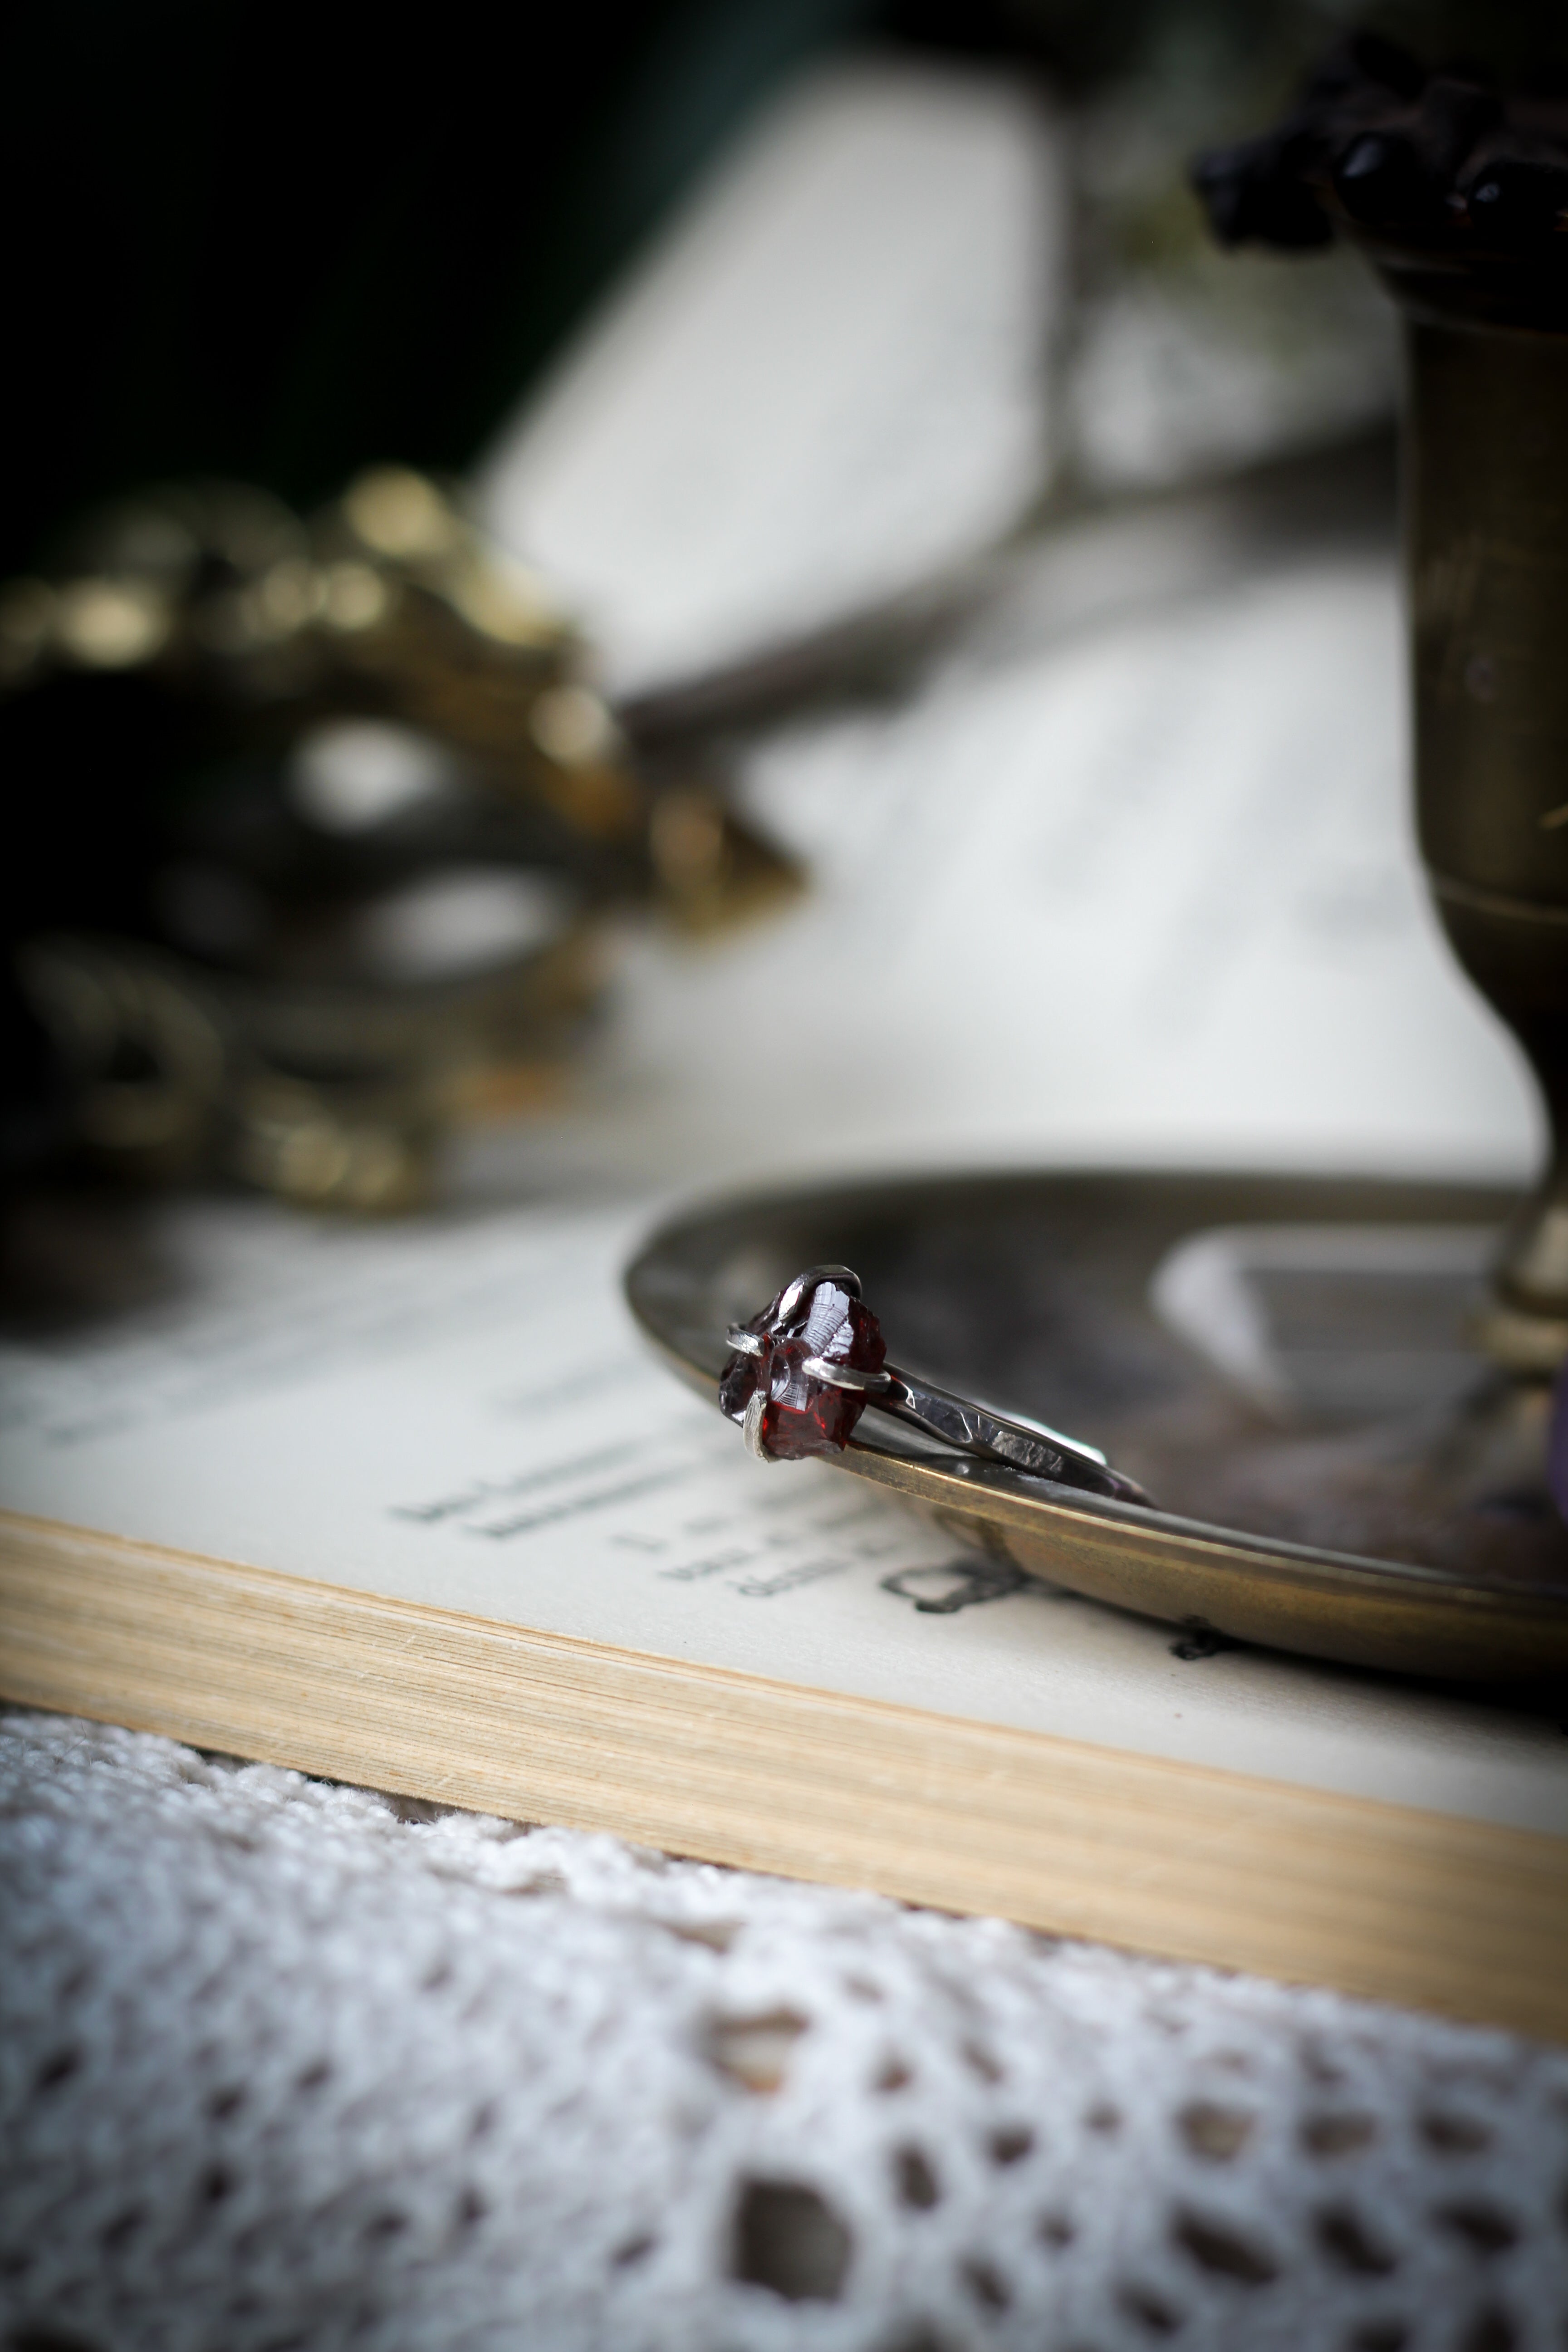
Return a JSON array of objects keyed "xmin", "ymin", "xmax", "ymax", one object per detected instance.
[
  {"xmin": 1195, "ymin": 37, "xmax": 1568, "ymax": 1387},
  {"xmin": 1408, "ymin": 315, "xmax": 1568, "ymax": 1372}
]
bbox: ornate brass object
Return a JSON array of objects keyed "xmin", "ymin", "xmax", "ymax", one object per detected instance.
[
  {"xmin": 1, "ymin": 471, "xmax": 799, "ymax": 1206},
  {"xmin": 627, "ymin": 1168, "xmax": 1568, "ymax": 1681},
  {"xmin": 1194, "ymin": 39, "xmax": 1568, "ymax": 1378}
]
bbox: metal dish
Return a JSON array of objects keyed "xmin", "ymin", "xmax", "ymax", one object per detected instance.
[{"xmin": 626, "ymin": 1168, "xmax": 1568, "ymax": 1680}]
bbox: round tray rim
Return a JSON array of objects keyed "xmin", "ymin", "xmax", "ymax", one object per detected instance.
[{"xmin": 624, "ymin": 1166, "xmax": 1568, "ymax": 1681}]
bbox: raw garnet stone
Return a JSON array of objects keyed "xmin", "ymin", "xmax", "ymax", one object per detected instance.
[{"xmin": 720, "ymin": 1271, "xmax": 887, "ymax": 1460}]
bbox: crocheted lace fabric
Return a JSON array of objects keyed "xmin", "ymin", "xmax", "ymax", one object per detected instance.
[{"xmin": 2, "ymin": 1707, "xmax": 1564, "ymax": 2352}]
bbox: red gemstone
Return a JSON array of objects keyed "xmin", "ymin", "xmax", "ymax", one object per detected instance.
[{"xmin": 720, "ymin": 1269, "xmax": 887, "ymax": 1460}]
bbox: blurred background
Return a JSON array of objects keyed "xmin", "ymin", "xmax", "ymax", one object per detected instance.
[{"xmin": 3, "ymin": 0, "xmax": 1562, "ymax": 1217}]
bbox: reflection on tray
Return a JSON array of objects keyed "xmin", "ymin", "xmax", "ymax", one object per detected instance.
[{"xmin": 1151, "ymin": 1223, "xmax": 1494, "ymax": 1426}]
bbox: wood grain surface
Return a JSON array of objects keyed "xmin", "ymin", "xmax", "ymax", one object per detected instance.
[{"xmin": 3, "ymin": 1510, "xmax": 1564, "ymax": 2042}]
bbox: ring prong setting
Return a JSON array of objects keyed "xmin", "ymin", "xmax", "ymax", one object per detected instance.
[{"xmin": 742, "ymin": 1390, "xmax": 773, "ymax": 1461}]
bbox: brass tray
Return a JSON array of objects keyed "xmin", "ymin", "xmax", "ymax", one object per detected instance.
[{"xmin": 625, "ymin": 1168, "xmax": 1568, "ymax": 1681}]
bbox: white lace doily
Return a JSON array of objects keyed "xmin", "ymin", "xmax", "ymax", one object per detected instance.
[{"xmin": 2, "ymin": 1706, "xmax": 1564, "ymax": 2351}]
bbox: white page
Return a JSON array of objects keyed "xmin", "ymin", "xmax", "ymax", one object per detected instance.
[
  {"xmin": 4, "ymin": 1196, "xmax": 1563, "ymax": 1839},
  {"xmin": 467, "ymin": 49, "xmax": 1528, "ymax": 1198},
  {"xmin": 490, "ymin": 540, "xmax": 1536, "ymax": 1205},
  {"xmin": 476, "ymin": 58, "xmax": 1060, "ymax": 698}
]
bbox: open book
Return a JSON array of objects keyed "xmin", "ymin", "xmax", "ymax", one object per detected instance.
[
  {"xmin": 3, "ymin": 1192, "xmax": 1564, "ymax": 2043},
  {"xmin": 6, "ymin": 88, "xmax": 1558, "ymax": 2040}
]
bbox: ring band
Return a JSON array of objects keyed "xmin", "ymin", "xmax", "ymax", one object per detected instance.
[{"xmin": 720, "ymin": 1264, "xmax": 1148, "ymax": 1505}]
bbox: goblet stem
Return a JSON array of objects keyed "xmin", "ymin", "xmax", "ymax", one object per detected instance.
[{"xmin": 1406, "ymin": 312, "xmax": 1568, "ymax": 1373}]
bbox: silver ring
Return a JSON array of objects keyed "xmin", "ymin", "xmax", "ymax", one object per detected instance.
[{"xmin": 719, "ymin": 1264, "xmax": 1148, "ymax": 1504}]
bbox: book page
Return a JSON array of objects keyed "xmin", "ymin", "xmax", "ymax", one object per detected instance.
[
  {"xmin": 476, "ymin": 58, "xmax": 1059, "ymax": 698},
  {"xmin": 491, "ymin": 539, "xmax": 1538, "ymax": 1208},
  {"xmin": 4, "ymin": 1195, "xmax": 1563, "ymax": 1839}
]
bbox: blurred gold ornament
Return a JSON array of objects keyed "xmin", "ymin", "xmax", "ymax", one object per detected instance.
[{"xmin": 6, "ymin": 468, "xmax": 802, "ymax": 1207}]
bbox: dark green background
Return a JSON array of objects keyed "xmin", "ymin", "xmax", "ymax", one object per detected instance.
[{"xmin": 9, "ymin": 0, "xmax": 1553, "ymax": 578}]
